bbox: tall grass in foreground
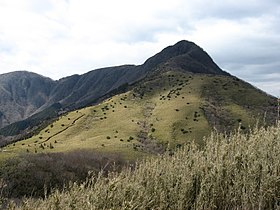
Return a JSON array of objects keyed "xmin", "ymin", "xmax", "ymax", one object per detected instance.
[{"xmin": 6, "ymin": 124, "xmax": 280, "ymax": 209}]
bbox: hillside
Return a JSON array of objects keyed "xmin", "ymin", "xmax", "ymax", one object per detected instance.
[
  {"xmin": 0, "ymin": 68, "xmax": 276, "ymax": 161},
  {"xmin": 0, "ymin": 40, "xmax": 277, "ymax": 158},
  {"xmin": 0, "ymin": 40, "xmax": 229, "ymax": 138}
]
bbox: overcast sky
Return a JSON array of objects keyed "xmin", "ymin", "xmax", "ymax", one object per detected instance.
[{"xmin": 0, "ymin": 0, "xmax": 279, "ymax": 96}]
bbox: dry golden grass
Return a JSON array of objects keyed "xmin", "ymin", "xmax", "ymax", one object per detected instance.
[{"xmin": 5, "ymin": 123, "xmax": 280, "ymax": 210}]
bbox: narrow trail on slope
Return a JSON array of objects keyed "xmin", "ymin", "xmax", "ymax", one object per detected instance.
[
  {"xmin": 136, "ymin": 101, "xmax": 165, "ymax": 154},
  {"xmin": 40, "ymin": 114, "xmax": 85, "ymax": 143}
]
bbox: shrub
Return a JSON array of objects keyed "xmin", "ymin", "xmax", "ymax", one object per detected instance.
[
  {"xmin": 240, "ymin": 125, "xmax": 246, "ymax": 130},
  {"xmin": 0, "ymin": 150, "xmax": 127, "ymax": 199}
]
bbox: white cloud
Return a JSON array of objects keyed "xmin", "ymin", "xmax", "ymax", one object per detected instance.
[{"xmin": 0, "ymin": 0, "xmax": 279, "ymax": 96}]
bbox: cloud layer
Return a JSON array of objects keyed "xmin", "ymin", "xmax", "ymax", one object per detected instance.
[{"xmin": 0, "ymin": 0, "xmax": 279, "ymax": 96}]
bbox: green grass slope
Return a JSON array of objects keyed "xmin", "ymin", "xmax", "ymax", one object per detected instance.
[{"xmin": 0, "ymin": 70, "xmax": 277, "ymax": 161}]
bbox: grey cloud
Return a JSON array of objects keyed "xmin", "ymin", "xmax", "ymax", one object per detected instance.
[{"xmin": 187, "ymin": 0, "xmax": 280, "ymax": 20}]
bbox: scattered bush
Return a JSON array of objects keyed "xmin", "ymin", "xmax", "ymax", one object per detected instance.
[{"xmin": 240, "ymin": 125, "xmax": 246, "ymax": 130}]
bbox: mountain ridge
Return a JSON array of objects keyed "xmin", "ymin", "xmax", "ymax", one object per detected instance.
[{"xmin": 0, "ymin": 40, "xmax": 276, "ymax": 140}]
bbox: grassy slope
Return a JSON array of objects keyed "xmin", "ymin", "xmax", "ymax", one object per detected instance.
[
  {"xmin": 0, "ymin": 70, "xmax": 276, "ymax": 161},
  {"xmin": 201, "ymin": 75, "xmax": 276, "ymax": 132}
]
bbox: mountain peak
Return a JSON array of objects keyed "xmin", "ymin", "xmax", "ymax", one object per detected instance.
[
  {"xmin": 143, "ymin": 40, "xmax": 229, "ymax": 76},
  {"xmin": 0, "ymin": 71, "xmax": 53, "ymax": 82},
  {"xmin": 166, "ymin": 40, "xmax": 198, "ymax": 53}
]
